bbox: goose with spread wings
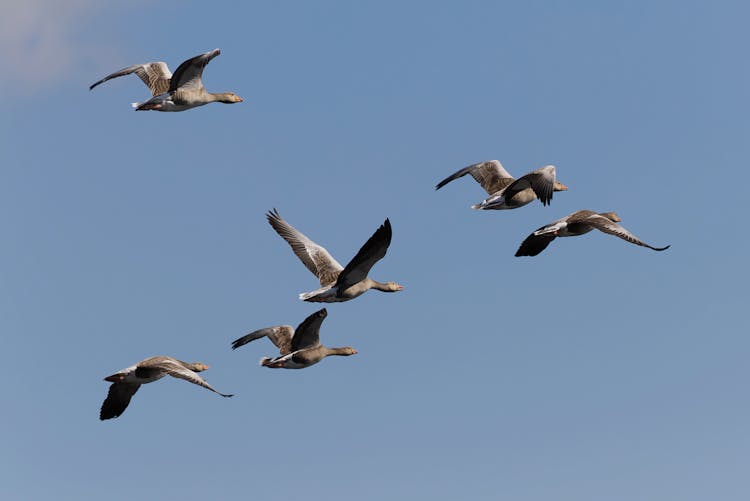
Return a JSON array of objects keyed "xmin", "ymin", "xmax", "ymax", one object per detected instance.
[
  {"xmin": 435, "ymin": 160, "xmax": 568, "ymax": 210},
  {"xmin": 99, "ymin": 356, "xmax": 233, "ymax": 420},
  {"xmin": 89, "ymin": 49, "xmax": 243, "ymax": 111},
  {"xmin": 266, "ymin": 209, "xmax": 403, "ymax": 302},
  {"xmin": 515, "ymin": 210, "xmax": 671, "ymax": 257},
  {"xmin": 231, "ymin": 308, "xmax": 357, "ymax": 369}
]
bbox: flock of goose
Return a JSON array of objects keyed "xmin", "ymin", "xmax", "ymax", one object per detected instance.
[{"xmin": 92, "ymin": 49, "xmax": 670, "ymax": 420}]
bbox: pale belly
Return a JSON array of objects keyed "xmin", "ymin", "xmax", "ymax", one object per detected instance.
[
  {"xmin": 157, "ymin": 101, "xmax": 207, "ymax": 112},
  {"xmin": 300, "ymin": 284, "xmax": 367, "ymax": 302}
]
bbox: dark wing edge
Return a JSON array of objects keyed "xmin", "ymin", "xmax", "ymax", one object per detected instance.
[
  {"xmin": 169, "ymin": 48, "xmax": 221, "ymax": 92},
  {"xmin": 515, "ymin": 230, "xmax": 557, "ymax": 257},
  {"xmin": 591, "ymin": 219, "xmax": 671, "ymax": 252},
  {"xmin": 505, "ymin": 170, "xmax": 555, "ymax": 206},
  {"xmin": 290, "ymin": 308, "xmax": 327, "ymax": 352},
  {"xmin": 231, "ymin": 325, "xmax": 294, "ymax": 354},
  {"xmin": 335, "ymin": 218, "xmax": 392, "ymax": 294},
  {"xmin": 99, "ymin": 383, "xmax": 140, "ymax": 420},
  {"xmin": 435, "ymin": 165, "xmax": 476, "ymax": 190},
  {"xmin": 89, "ymin": 64, "xmax": 144, "ymax": 91}
]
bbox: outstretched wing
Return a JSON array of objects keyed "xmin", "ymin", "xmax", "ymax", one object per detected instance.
[
  {"xmin": 100, "ymin": 383, "xmax": 140, "ymax": 420},
  {"xmin": 334, "ymin": 219, "xmax": 392, "ymax": 295},
  {"xmin": 151, "ymin": 359, "xmax": 233, "ymax": 397},
  {"xmin": 503, "ymin": 165, "xmax": 557, "ymax": 206},
  {"xmin": 266, "ymin": 209, "xmax": 344, "ymax": 286},
  {"xmin": 435, "ymin": 160, "xmax": 514, "ymax": 195},
  {"xmin": 231, "ymin": 325, "xmax": 294, "ymax": 355},
  {"xmin": 588, "ymin": 215, "xmax": 671, "ymax": 252},
  {"xmin": 169, "ymin": 48, "xmax": 221, "ymax": 92},
  {"xmin": 90, "ymin": 62, "xmax": 172, "ymax": 96},
  {"xmin": 515, "ymin": 225, "xmax": 558, "ymax": 257},
  {"xmin": 291, "ymin": 308, "xmax": 327, "ymax": 352}
]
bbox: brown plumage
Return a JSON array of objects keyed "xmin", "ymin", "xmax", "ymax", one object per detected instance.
[
  {"xmin": 436, "ymin": 161, "xmax": 568, "ymax": 210},
  {"xmin": 99, "ymin": 356, "xmax": 232, "ymax": 420},
  {"xmin": 90, "ymin": 49, "xmax": 243, "ymax": 112},
  {"xmin": 231, "ymin": 308, "xmax": 357, "ymax": 369},
  {"xmin": 515, "ymin": 210, "xmax": 671, "ymax": 257},
  {"xmin": 266, "ymin": 209, "xmax": 403, "ymax": 302}
]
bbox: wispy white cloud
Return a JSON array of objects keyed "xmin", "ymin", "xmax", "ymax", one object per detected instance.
[{"xmin": 0, "ymin": 0, "xmax": 121, "ymax": 94}]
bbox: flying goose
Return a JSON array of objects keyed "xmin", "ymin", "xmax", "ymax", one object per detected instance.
[
  {"xmin": 231, "ymin": 308, "xmax": 357, "ymax": 369},
  {"xmin": 435, "ymin": 161, "xmax": 568, "ymax": 210},
  {"xmin": 266, "ymin": 209, "xmax": 403, "ymax": 302},
  {"xmin": 99, "ymin": 356, "xmax": 233, "ymax": 420},
  {"xmin": 89, "ymin": 49, "xmax": 243, "ymax": 111},
  {"xmin": 515, "ymin": 210, "xmax": 671, "ymax": 257}
]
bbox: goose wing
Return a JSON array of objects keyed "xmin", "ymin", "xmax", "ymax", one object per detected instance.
[
  {"xmin": 435, "ymin": 160, "xmax": 514, "ymax": 195},
  {"xmin": 169, "ymin": 49, "xmax": 221, "ymax": 92},
  {"xmin": 100, "ymin": 383, "xmax": 140, "ymax": 420},
  {"xmin": 587, "ymin": 215, "xmax": 671, "ymax": 251},
  {"xmin": 90, "ymin": 62, "xmax": 172, "ymax": 96},
  {"xmin": 515, "ymin": 224, "xmax": 559, "ymax": 256},
  {"xmin": 231, "ymin": 325, "xmax": 294, "ymax": 355},
  {"xmin": 334, "ymin": 219, "xmax": 392, "ymax": 294},
  {"xmin": 149, "ymin": 358, "xmax": 233, "ymax": 397},
  {"xmin": 267, "ymin": 209, "xmax": 344, "ymax": 286},
  {"xmin": 503, "ymin": 165, "xmax": 557, "ymax": 206},
  {"xmin": 290, "ymin": 308, "xmax": 327, "ymax": 352}
]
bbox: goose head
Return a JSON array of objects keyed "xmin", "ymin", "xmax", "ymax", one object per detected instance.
[
  {"xmin": 334, "ymin": 347, "xmax": 358, "ymax": 356},
  {"xmin": 215, "ymin": 92, "xmax": 244, "ymax": 104}
]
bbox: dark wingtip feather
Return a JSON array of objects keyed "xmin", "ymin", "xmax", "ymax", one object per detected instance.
[
  {"xmin": 230, "ymin": 334, "xmax": 252, "ymax": 350},
  {"xmin": 265, "ymin": 208, "xmax": 282, "ymax": 226},
  {"xmin": 435, "ymin": 175, "xmax": 456, "ymax": 191},
  {"xmin": 380, "ymin": 218, "xmax": 393, "ymax": 244}
]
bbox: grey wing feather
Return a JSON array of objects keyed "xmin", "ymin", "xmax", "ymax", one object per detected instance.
[
  {"xmin": 504, "ymin": 166, "xmax": 556, "ymax": 206},
  {"xmin": 335, "ymin": 219, "xmax": 392, "ymax": 294},
  {"xmin": 266, "ymin": 209, "xmax": 344, "ymax": 286},
  {"xmin": 588, "ymin": 216, "xmax": 671, "ymax": 251},
  {"xmin": 100, "ymin": 383, "xmax": 140, "ymax": 420},
  {"xmin": 290, "ymin": 308, "xmax": 327, "ymax": 351},
  {"xmin": 169, "ymin": 49, "xmax": 221, "ymax": 92},
  {"xmin": 159, "ymin": 361, "xmax": 233, "ymax": 398},
  {"xmin": 435, "ymin": 160, "xmax": 514, "ymax": 195},
  {"xmin": 90, "ymin": 62, "xmax": 172, "ymax": 96},
  {"xmin": 231, "ymin": 325, "xmax": 294, "ymax": 354}
]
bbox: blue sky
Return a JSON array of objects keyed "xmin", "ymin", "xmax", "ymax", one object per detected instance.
[{"xmin": 1, "ymin": 1, "xmax": 748, "ymax": 499}]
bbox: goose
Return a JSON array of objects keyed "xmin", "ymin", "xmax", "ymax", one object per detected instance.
[
  {"xmin": 231, "ymin": 308, "xmax": 357, "ymax": 369},
  {"xmin": 515, "ymin": 210, "xmax": 671, "ymax": 256},
  {"xmin": 435, "ymin": 161, "xmax": 567, "ymax": 210},
  {"xmin": 99, "ymin": 356, "xmax": 233, "ymax": 420},
  {"xmin": 89, "ymin": 48, "xmax": 243, "ymax": 111},
  {"xmin": 266, "ymin": 209, "xmax": 403, "ymax": 302}
]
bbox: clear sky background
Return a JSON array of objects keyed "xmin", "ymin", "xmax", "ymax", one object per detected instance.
[{"xmin": 1, "ymin": 1, "xmax": 748, "ymax": 500}]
